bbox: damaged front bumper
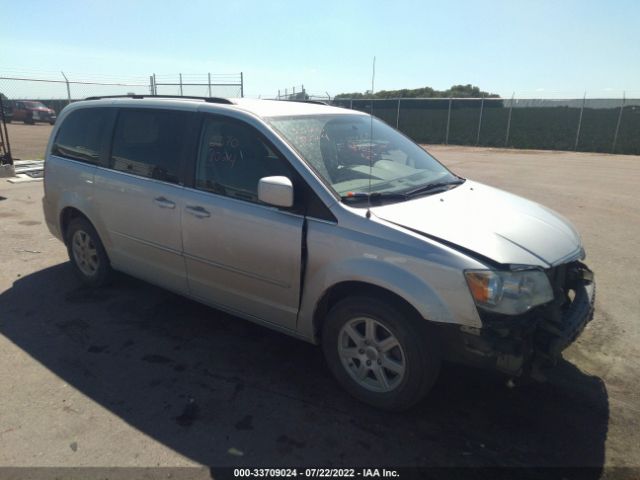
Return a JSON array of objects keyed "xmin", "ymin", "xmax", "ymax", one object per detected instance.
[{"xmin": 441, "ymin": 261, "xmax": 595, "ymax": 377}]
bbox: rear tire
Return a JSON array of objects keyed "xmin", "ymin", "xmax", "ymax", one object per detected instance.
[
  {"xmin": 322, "ymin": 296, "xmax": 441, "ymax": 410},
  {"xmin": 66, "ymin": 217, "xmax": 112, "ymax": 287}
]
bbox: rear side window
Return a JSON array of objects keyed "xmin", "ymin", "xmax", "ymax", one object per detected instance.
[
  {"xmin": 52, "ymin": 108, "xmax": 113, "ymax": 164},
  {"xmin": 110, "ymin": 109, "xmax": 191, "ymax": 184}
]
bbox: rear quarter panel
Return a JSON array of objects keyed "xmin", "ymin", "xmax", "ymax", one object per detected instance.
[{"xmin": 43, "ymin": 156, "xmax": 99, "ymax": 243}]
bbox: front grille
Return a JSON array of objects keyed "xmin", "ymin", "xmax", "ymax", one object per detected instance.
[
  {"xmin": 547, "ymin": 264, "xmax": 566, "ymax": 301},
  {"xmin": 546, "ymin": 261, "xmax": 583, "ymax": 308}
]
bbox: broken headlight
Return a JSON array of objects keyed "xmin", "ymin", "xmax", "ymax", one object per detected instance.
[{"xmin": 464, "ymin": 268, "xmax": 554, "ymax": 315}]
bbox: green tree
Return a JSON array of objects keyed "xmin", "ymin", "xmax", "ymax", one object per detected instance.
[{"xmin": 334, "ymin": 84, "xmax": 499, "ymax": 99}]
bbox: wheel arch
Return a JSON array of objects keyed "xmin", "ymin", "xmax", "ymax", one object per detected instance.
[
  {"xmin": 312, "ymin": 281, "xmax": 426, "ymax": 342},
  {"xmin": 59, "ymin": 207, "xmax": 111, "ymax": 260},
  {"xmin": 59, "ymin": 206, "xmax": 91, "ymax": 244}
]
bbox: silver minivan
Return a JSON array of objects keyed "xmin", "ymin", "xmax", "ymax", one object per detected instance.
[{"xmin": 43, "ymin": 96, "xmax": 595, "ymax": 410}]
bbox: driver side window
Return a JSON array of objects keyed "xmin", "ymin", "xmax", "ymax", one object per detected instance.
[{"xmin": 195, "ymin": 117, "xmax": 293, "ymax": 204}]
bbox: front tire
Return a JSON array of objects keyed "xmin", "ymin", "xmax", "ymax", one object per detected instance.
[
  {"xmin": 66, "ymin": 217, "xmax": 112, "ymax": 287},
  {"xmin": 322, "ymin": 296, "xmax": 441, "ymax": 410}
]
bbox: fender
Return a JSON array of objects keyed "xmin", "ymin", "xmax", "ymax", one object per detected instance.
[{"xmin": 297, "ymin": 256, "xmax": 473, "ymax": 343}]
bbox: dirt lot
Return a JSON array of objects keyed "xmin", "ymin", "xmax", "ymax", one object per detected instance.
[
  {"xmin": 4, "ymin": 122, "xmax": 52, "ymax": 160},
  {"xmin": 1, "ymin": 124, "xmax": 639, "ymax": 475}
]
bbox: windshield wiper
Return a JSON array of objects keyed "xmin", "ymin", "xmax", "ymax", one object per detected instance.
[
  {"xmin": 341, "ymin": 191, "xmax": 408, "ymax": 204},
  {"xmin": 404, "ymin": 179, "xmax": 465, "ymax": 198}
]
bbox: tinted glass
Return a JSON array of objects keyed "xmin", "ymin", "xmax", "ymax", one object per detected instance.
[
  {"xmin": 52, "ymin": 108, "xmax": 112, "ymax": 164},
  {"xmin": 195, "ymin": 117, "xmax": 292, "ymax": 203},
  {"xmin": 111, "ymin": 109, "xmax": 190, "ymax": 184}
]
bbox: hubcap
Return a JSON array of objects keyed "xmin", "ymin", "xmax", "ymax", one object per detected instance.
[
  {"xmin": 71, "ymin": 230, "xmax": 99, "ymax": 276},
  {"xmin": 338, "ymin": 316, "xmax": 406, "ymax": 393}
]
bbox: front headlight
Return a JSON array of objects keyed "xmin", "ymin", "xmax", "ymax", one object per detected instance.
[{"xmin": 464, "ymin": 268, "xmax": 554, "ymax": 315}]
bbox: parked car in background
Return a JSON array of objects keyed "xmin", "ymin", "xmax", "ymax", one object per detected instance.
[{"xmin": 11, "ymin": 101, "xmax": 56, "ymax": 125}]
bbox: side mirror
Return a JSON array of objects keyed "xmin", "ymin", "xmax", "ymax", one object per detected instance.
[{"xmin": 258, "ymin": 176, "xmax": 294, "ymax": 208}]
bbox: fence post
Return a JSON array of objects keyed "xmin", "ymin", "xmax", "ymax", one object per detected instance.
[
  {"xmin": 476, "ymin": 95, "xmax": 485, "ymax": 145},
  {"xmin": 149, "ymin": 76, "xmax": 154, "ymax": 95},
  {"xmin": 396, "ymin": 98, "xmax": 401, "ymax": 129},
  {"xmin": 179, "ymin": 73, "xmax": 183, "ymax": 96},
  {"xmin": 505, "ymin": 93, "xmax": 515, "ymax": 147},
  {"xmin": 350, "ymin": 99, "xmax": 353, "ymax": 110},
  {"xmin": 0, "ymin": 94, "xmax": 13, "ymax": 164},
  {"xmin": 61, "ymin": 71, "xmax": 71, "ymax": 104},
  {"xmin": 612, "ymin": 92, "xmax": 625, "ymax": 153},
  {"xmin": 208, "ymin": 73, "xmax": 212, "ymax": 97},
  {"xmin": 240, "ymin": 72, "xmax": 244, "ymax": 98},
  {"xmin": 445, "ymin": 97, "xmax": 452, "ymax": 145},
  {"xmin": 574, "ymin": 92, "xmax": 586, "ymax": 151},
  {"xmin": 153, "ymin": 74, "xmax": 157, "ymax": 95}
]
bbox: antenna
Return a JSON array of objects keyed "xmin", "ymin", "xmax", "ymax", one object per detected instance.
[{"xmin": 366, "ymin": 56, "xmax": 376, "ymax": 219}]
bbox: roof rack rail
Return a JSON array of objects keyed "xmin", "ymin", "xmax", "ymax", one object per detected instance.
[
  {"xmin": 83, "ymin": 94, "xmax": 234, "ymax": 105},
  {"xmin": 285, "ymin": 99, "xmax": 330, "ymax": 106}
]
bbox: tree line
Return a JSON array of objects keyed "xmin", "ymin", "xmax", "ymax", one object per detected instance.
[{"xmin": 334, "ymin": 84, "xmax": 500, "ymax": 99}]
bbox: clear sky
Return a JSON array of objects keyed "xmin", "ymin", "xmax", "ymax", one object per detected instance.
[{"xmin": 1, "ymin": 0, "xmax": 639, "ymax": 99}]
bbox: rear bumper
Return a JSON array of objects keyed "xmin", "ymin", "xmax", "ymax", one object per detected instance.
[{"xmin": 440, "ymin": 262, "xmax": 595, "ymax": 376}]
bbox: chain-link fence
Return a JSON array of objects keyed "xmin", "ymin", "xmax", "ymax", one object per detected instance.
[
  {"xmin": 0, "ymin": 72, "xmax": 244, "ymax": 116},
  {"xmin": 3, "ymin": 72, "xmax": 638, "ymax": 155},
  {"xmin": 152, "ymin": 73, "xmax": 243, "ymax": 98},
  {"xmin": 272, "ymin": 85, "xmax": 331, "ymax": 102},
  {"xmin": 331, "ymin": 97, "xmax": 640, "ymax": 155}
]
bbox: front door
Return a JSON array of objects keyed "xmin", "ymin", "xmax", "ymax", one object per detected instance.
[{"xmin": 182, "ymin": 115, "xmax": 303, "ymax": 330}]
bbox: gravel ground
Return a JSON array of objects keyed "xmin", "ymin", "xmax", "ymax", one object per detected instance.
[
  {"xmin": 0, "ymin": 123, "xmax": 639, "ymax": 475},
  {"xmin": 4, "ymin": 122, "xmax": 52, "ymax": 160}
]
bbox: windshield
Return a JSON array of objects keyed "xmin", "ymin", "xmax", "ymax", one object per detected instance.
[
  {"xmin": 25, "ymin": 101, "xmax": 47, "ymax": 109},
  {"xmin": 267, "ymin": 114, "xmax": 459, "ymax": 201}
]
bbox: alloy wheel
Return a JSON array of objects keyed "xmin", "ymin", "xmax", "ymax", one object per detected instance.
[
  {"xmin": 338, "ymin": 316, "xmax": 406, "ymax": 393},
  {"xmin": 71, "ymin": 230, "xmax": 99, "ymax": 276}
]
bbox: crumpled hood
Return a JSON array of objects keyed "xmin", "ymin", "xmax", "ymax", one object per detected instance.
[{"xmin": 371, "ymin": 180, "xmax": 583, "ymax": 267}]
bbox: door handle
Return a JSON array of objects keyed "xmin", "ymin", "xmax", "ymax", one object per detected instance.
[
  {"xmin": 154, "ymin": 196, "xmax": 176, "ymax": 209},
  {"xmin": 185, "ymin": 205, "xmax": 211, "ymax": 218}
]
